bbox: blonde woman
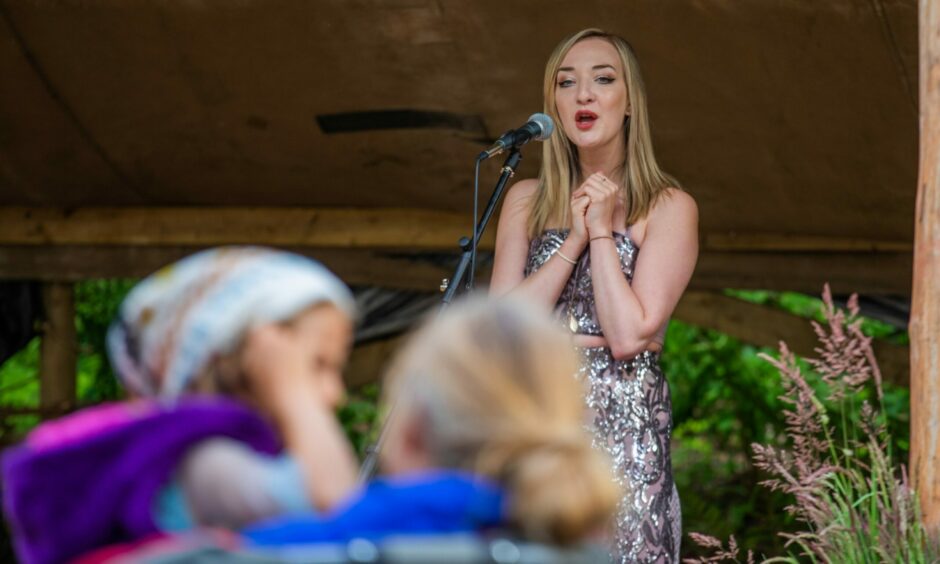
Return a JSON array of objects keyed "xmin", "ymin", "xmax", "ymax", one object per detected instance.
[
  {"xmin": 491, "ymin": 29, "xmax": 699, "ymax": 562},
  {"xmin": 245, "ymin": 297, "xmax": 619, "ymax": 548}
]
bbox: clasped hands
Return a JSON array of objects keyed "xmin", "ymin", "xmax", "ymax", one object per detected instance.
[{"xmin": 568, "ymin": 172, "xmax": 619, "ymax": 248}]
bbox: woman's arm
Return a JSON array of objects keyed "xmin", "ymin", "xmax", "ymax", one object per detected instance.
[
  {"xmin": 489, "ymin": 179, "xmax": 589, "ymax": 306},
  {"xmin": 585, "ymin": 181, "xmax": 698, "ymax": 359}
]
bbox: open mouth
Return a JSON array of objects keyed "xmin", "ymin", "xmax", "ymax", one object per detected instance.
[{"xmin": 575, "ymin": 110, "xmax": 598, "ymax": 129}]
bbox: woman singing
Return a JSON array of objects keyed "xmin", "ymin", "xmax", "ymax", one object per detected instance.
[{"xmin": 490, "ymin": 28, "xmax": 698, "ymax": 562}]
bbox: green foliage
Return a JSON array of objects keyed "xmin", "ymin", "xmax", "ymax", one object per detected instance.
[
  {"xmin": 0, "ymin": 338, "xmax": 41, "ymax": 436},
  {"xmin": 74, "ymin": 280, "xmax": 135, "ymax": 403},
  {"xmin": 664, "ymin": 320, "xmax": 797, "ymax": 558},
  {"xmin": 337, "ymin": 383, "xmax": 381, "ymax": 458},
  {"xmin": 0, "ymin": 280, "xmax": 134, "ymax": 441}
]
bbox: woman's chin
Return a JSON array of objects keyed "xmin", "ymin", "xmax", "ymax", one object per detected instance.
[{"xmin": 571, "ymin": 135, "xmax": 607, "ymax": 150}]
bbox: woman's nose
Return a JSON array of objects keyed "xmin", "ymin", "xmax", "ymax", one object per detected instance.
[{"xmin": 576, "ymin": 81, "xmax": 594, "ymax": 104}]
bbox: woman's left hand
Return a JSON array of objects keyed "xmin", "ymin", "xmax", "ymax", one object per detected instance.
[{"xmin": 577, "ymin": 172, "xmax": 619, "ymax": 236}]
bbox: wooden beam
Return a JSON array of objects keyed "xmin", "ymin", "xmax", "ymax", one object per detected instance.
[
  {"xmin": 674, "ymin": 291, "xmax": 909, "ymax": 387},
  {"xmin": 703, "ymin": 233, "xmax": 912, "ymax": 253},
  {"xmin": 0, "ymin": 246, "xmax": 453, "ymax": 293},
  {"xmin": 39, "ymin": 282, "xmax": 76, "ymax": 416},
  {"xmin": 0, "ymin": 207, "xmax": 494, "ymax": 250},
  {"xmin": 0, "ymin": 244, "xmax": 913, "ymax": 296},
  {"xmin": 0, "ymin": 207, "xmax": 914, "ymax": 255},
  {"xmin": 912, "ymin": 0, "xmax": 940, "ymax": 536}
]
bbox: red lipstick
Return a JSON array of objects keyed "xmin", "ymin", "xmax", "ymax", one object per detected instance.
[{"xmin": 575, "ymin": 110, "xmax": 598, "ymax": 130}]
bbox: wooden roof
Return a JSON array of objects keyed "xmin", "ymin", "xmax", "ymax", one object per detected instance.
[{"xmin": 0, "ymin": 0, "xmax": 919, "ymax": 295}]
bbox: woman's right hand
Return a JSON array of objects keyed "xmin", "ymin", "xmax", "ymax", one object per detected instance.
[{"xmin": 569, "ymin": 189, "xmax": 591, "ymax": 247}]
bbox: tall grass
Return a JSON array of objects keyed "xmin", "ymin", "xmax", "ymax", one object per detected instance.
[{"xmin": 686, "ymin": 286, "xmax": 937, "ymax": 563}]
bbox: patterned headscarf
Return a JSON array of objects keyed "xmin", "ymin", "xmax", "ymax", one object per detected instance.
[{"xmin": 106, "ymin": 247, "xmax": 356, "ymax": 399}]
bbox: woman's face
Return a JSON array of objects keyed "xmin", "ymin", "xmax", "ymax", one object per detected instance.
[{"xmin": 554, "ymin": 37, "xmax": 629, "ymax": 151}]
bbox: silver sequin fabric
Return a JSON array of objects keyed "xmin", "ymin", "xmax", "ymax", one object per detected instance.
[{"xmin": 525, "ymin": 228, "xmax": 681, "ymax": 563}]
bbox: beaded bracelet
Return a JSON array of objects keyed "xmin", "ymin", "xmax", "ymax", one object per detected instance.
[{"xmin": 555, "ymin": 249, "xmax": 578, "ymax": 265}]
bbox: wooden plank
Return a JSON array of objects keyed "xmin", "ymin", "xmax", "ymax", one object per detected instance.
[
  {"xmin": 911, "ymin": 0, "xmax": 940, "ymax": 535},
  {"xmin": 704, "ymin": 233, "xmax": 912, "ymax": 253},
  {"xmin": 0, "ymin": 246, "xmax": 453, "ymax": 293},
  {"xmin": 674, "ymin": 291, "xmax": 909, "ymax": 387},
  {"xmin": 0, "ymin": 207, "xmax": 914, "ymax": 255},
  {"xmin": 0, "ymin": 244, "xmax": 913, "ymax": 296},
  {"xmin": 0, "ymin": 207, "xmax": 494, "ymax": 250},
  {"xmin": 39, "ymin": 282, "xmax": 76, "ymax": 416}
]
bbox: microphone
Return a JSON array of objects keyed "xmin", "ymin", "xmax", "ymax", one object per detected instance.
[{"xmin": 478, "ymin": 113, "xmax": 554, "ymax": 160}]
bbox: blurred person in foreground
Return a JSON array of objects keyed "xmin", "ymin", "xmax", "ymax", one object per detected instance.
[
  {"xmin": 2, "ymin": 247, "xmax": 360, "ymax": 564},
  {"xmin": 243, "ymin": 296, "xmax": 620, "ymax": 549}
]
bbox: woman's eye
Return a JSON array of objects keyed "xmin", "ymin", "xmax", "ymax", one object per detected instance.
[
  {"xmin": 596, "ymin": 76, "xmax": 615, "ymax": 84},
  {"xmin": 557, "ymin": 78, "xmax": 574, "ymax": 88}
]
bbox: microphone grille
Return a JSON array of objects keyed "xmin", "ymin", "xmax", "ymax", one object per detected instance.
[{"xmin": 528, "ymin": 113, "xmax": 555, "ymax": 141}]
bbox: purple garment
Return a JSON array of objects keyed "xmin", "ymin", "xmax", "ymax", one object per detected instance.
[{"xmin": 2, "ymin": 397, "xmax": 281, "ymax": 564}]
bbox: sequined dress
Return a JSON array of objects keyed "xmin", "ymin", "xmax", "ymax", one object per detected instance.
[{"xmin": 525, "ymin": 228, "xmax": 681, "ymax": 563}]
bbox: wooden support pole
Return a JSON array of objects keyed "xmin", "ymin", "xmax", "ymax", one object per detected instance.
[
  {"xmin": 912, "ymin": 0, "xmax": 940, "ymax": 536},
  {"xmin": 39, "ymin": 282, "xmax": 76, "ymax": 416}
]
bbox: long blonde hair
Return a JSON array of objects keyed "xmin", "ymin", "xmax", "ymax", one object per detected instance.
[
  {"xmin": 383, "ymin": 297, "xmax": 619, "ymax": 544},
  {"xmin": 529, "ymin": 28, "xmax": 680, "ymax": 238}
]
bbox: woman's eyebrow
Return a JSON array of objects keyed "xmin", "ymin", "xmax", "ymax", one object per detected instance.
[{"xmin": 557, "ymin": 64, "xmax": 616, "ymax": 72}]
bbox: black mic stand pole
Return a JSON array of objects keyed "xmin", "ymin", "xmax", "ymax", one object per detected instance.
[
  {"xmin": 441, "ymin": 148, "xmax": 522, "ymax": 306},
  {"xmin": 358, "ymin": 147, "xmax": 523, "ymax": 482}
]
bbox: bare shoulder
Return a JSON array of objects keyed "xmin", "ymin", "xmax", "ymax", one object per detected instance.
[
  {"xmin": 500, "ymin": 178, "xmax": 539, "ymax": 219},
  {"xmin": 650, "ymin": 187, "xmax": 698, "ymax": 224},
  {"xmin": 504, "ymin": 178, "xmax": 539, "ymax": 204}
]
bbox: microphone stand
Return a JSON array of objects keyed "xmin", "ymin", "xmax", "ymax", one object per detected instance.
[
  {"xmin": 357, "ymin": 147, "xmax": 523, "ymax": 482},
  {"xmin": 441, "ymin": 148, "xmax": 522, "ymax": 306}
]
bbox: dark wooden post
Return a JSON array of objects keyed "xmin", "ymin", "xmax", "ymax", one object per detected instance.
[
  {"xmin": 39, "ymin": 282, "xmax": 76, "ymax": 417},
  {"xmin": 912, "ymin": 0, "xmax": 940, "ymax": 536}
]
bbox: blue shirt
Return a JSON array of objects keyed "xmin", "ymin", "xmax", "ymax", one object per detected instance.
[{"xmin": 243, "ymin": 471, "xmax": 506, "ymax": 545}]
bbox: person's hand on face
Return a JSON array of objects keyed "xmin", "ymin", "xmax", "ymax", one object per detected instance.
[
  {"xmin": 241, "ymin": 305, "xmax": 353, "ymax": 423},
  {"xmin": 574, "ymin": 172, "xmax": 618, "ymax": 237},
  {"xmin": 241, "ymin": 323, "xmax": 317, "ymax": 421}
]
